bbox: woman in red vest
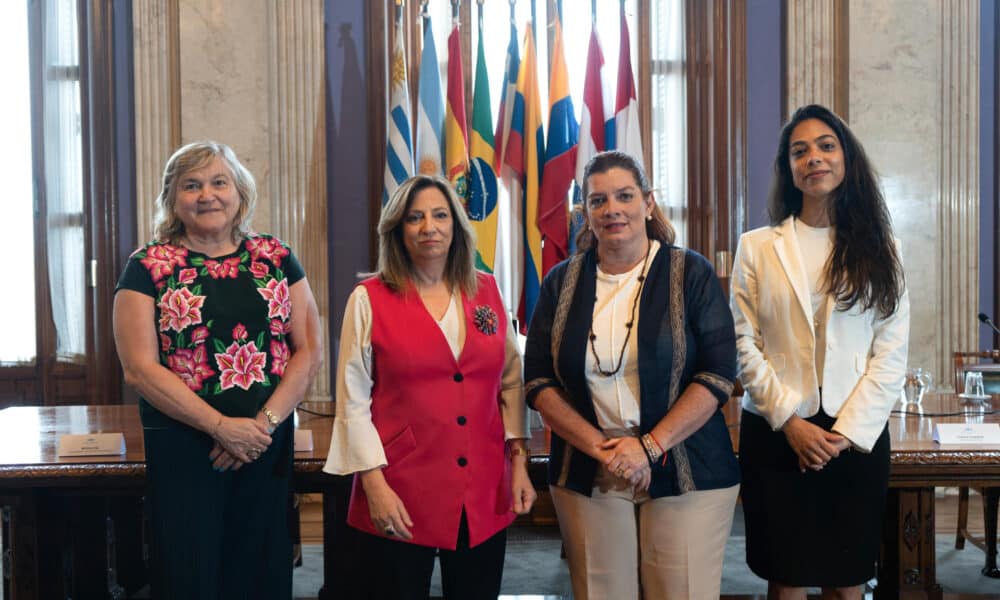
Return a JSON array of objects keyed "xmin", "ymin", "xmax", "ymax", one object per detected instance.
[{"xmin": 323, "ymin": 175, "xmax": 536, "ymax": 599}]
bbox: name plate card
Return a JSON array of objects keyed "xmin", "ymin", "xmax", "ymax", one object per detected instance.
[
  {"xmin": 57, "ymin": 433, "xmax": 127, "ymax": 456},
  {"xmin": 294, "ymin": 429, "xmax": 314, "ymax": 452},
  {"xmin": 933, "ymin": 423, "xmax": 1000, "ymax": 445}
]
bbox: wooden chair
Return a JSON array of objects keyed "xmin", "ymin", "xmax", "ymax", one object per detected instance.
[{"xmin": 952, "ymin": 349, "xmax": 1000, "ymax": 578}]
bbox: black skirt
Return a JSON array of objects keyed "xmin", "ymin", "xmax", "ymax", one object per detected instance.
[{"xmin": 739, "ymin": 408, "xmax": 890, "ymax": 587}]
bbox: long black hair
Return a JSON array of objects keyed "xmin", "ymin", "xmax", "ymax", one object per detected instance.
[{"xmin": 768, "ymin": 104, "xmax": 904, "ymax": 318}]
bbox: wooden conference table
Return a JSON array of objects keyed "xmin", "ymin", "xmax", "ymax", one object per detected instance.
[{"xmin": 0, "ymin": 394, "xmax": 997, "ymax": 599}]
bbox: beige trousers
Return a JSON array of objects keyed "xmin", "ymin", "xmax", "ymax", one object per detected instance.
[{"xmin": 550, "ymin": 472, "xmax": 739, "ymax": 600}]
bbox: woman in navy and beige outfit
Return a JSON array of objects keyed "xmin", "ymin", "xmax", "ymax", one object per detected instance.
[
  {"xmin": 525, "ymin": 151, "xmax": 740, "ymax": 599},
  {"xmin": 323, "ymin": 175, "xmax": 536, "ymax": 600},
  {"xmin": 731, "ymin": 105, "xmax": 909, "ymax": 599}
]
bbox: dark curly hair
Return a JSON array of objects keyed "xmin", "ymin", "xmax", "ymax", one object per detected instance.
[{"xmin": 768, "ymin": 104, "xmax": 904, "ymax": 319}]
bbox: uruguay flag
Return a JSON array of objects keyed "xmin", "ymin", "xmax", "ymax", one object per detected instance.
[
  {"xmin": 416, "ymin": 17, "xmax": 445, "ymax": 175},
  {"xmin": 382, "ymin": 19, "xmax": 413, "ymax": 205}
]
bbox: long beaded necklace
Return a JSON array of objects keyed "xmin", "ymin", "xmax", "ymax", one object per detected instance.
[{"xmin": 588, "ymin": 240, "xmax": 652, "ymax": 377}]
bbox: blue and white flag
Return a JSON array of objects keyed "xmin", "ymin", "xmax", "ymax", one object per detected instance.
[
  {"xmin": 383, "ymin": 19, "xmax": 413, "ymax": 205},
  {"xmin": 416, "ymin": 17, "xmax": 445, "ymax": 175}
]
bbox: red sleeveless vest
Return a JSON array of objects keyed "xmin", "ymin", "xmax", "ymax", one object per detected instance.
[{"xmin": 347, "ymin": 273, "xmax": 516, "ymax": 549}]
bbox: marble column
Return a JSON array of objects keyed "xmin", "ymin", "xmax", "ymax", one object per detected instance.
[
  {"xmin": 849, "ymin": 0, "xmax": 979, "ymax": 385},
  {"xmin": 936, "ymin": 0, "xmax": 980, "ymax": 384},
  {"xmin": 132, "ymin": 0, "xmax": 180, "ymax": 244},
  {"xmin": 785, "ymin": 0, "xmax": 848, "ymax": 118},
  {"xmin": 135, "ymin": 0, "xmax": 333, "ymax": 401},
  {"xmin": 266, "ymin": 1, "xmax": 332, "ymax": 402}
]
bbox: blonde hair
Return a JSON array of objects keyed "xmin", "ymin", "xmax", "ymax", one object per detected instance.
[
  {"xmin": 377, "ymin": 175, "xmax": 478, "ymax": 297},
  {"xmin": 575, "ymin": 150, "xmax": 676, "ymax": 252},
  {"xmin": 153, "ymin": 141, "xmax": 257, "ymax": 244}
]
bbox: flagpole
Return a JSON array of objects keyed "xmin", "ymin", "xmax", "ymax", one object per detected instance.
[
  {"xmin": 477, "ymin": 0, "xmax": 484, "ymax": 30},
  {"xmin": 509, "ymin": 0, "xmax": 516, "ymax": 27},
  {"xmin": 395, "ymin": 0, "xmax": 403, "ymax": 25},
  {"xmin": 451, "ymin": 0, "xmax": 460, "ymax": 22},
  {"xmin": 530, "ymin": 0, "xmax": 537, "ymax": 44},
  {"xmin": 591, "ymin": 0, "xmax": 596, "ymax": 24}
]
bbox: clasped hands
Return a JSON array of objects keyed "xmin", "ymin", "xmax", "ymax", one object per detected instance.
[
  {"xmin": 208, "ymin": 415, "xmax": 273, "ymax": 471},
  {"xmin": 601, "ymin": 436, "xmax": 652, "ymax": 492},
  {"xmin": 781, "ymin": 415, "xmax": 852, "ymax": 473}
]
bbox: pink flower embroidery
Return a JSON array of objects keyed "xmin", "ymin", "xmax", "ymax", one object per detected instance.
[
  {"xmin": 178, "ymin": 268, "xmax": 198, "ymax": 285},
  {"xmin": 167, "ymin": 345, "xmax": 217, "ymax": 392},
  {"xmin": 159, "ymin": 334, "xmax": 171, "ymax": 353},
  {"xmin": 249, "ymin": 261, "xmax": 270, "ymax": 279},
  {"xmin": 190, "ymin": 326, "xmax": 209, "ymax": 345},
  {"xmin": 141, "ymin": 244, "xmax": 188, "ymax": 283},
  {"xmin": 269, "ymin": 318, "xmax": 290, "ymax": 337},
  {"xmin": 246, "ymin": 237, "xmax": 290, "ymax": 267},
  {"xmin": 257, "ymin": 278, "xmax": 292, "ymax": 320},
  {"xmin": 270, "ymin": 339, "xmax": 290, "ymax": 376},
  {"xmin": 204, "ymin": 257, "xmax": 241, "ymax": 279},
  {"xmin": 157, "ymin": 287, "xmax": 206, "ymax": 333},
  {"xmin": 215, "ymin": 341, "xmax": 267, "ymax": 391},
  {"xmin": 232, "ymin": 323, "xmax": 248, "ymax": 341}
]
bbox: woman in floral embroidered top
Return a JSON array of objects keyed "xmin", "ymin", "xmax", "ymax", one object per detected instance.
[{"xmin": 114, "ymin": 141, "xmax": 322, "ymax": 599}]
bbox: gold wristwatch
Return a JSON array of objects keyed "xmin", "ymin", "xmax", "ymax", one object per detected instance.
[{"xmin": 261, "ymin": 407, "xmax": 280, "ymax": 433}]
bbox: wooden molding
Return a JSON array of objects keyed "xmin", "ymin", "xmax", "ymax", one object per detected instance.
[{"xmin": 684, "ymin": 0, "xmax": 748, "ymax": 261}]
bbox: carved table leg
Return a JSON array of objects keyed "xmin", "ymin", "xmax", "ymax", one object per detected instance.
[
  {"xmin": 877, "ymin": 487, "xmax": 943, "ymax": 600},
  {"xmin": 983, "ymin": 487, "xmax": 1000, "ymax": 578}
]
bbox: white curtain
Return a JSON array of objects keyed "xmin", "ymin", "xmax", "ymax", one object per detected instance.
[
  {"xmin": 43, "ymin": 0, "xmax": 86, "ymax": 360},
  {"xmin": 650, "ymin": 0, "xmax": 687, "ymax": 247}
]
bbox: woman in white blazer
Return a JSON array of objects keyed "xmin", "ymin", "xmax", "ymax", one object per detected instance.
[{"xmin": 731, "ymin": 104, "xmax": 909, "ymax": 599}]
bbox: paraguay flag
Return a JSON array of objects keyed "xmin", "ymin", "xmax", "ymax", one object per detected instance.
[
  {"xmin": 496, "ymin": 20, "xmax": 524, "ymax": 314},
  {"xmin": 570, "ymin": 26, "xmax": 608, "ymax": 254},
  {"xmin": 494, "ymin": 20, "xmax": 521, "ymax": 177},
  {"xmin": 468, "ymin": 27, "xmax": 499, "ymax": 272},
  {"xmin": 444, "ymin": 19, "xmax": 469, "ymax": 200},
  {"xmin": 538, "ymin": 14, "xmax": 577, "ymax": 274},
  {"xmin": 416, "ymin": 17, "xmax": 445, "ymax": 175},
  {"xmin": 611, "ymin": 5, "xmax": 643, "ymax": 161},
  {"xmin": 383, "ymin": 18, "xmax": 413, "ymax": 205},
  {"xmin": 516, "ymin": 24, "xmax": 544, "ymax": 330}
]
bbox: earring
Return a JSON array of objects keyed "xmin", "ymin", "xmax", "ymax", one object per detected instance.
[{"xmin": 646, "ymin": 214, "xmax": 652, "ymax": 221}]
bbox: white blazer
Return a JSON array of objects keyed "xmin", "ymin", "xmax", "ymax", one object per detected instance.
[{"xmin": 730, "ymin": 216, "xmax": 909, "ymax": 452}]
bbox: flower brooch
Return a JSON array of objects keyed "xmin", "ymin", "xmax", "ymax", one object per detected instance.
[{"xmin": 473, "ymin": 305, "xmax": 499, "ymax": 336}]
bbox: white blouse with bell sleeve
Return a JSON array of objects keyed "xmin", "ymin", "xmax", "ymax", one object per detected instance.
[{"xmin": 323, "ymin": 285, "xmax": 528, "ymax": 475}]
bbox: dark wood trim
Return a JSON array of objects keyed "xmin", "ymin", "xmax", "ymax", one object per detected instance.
[
  {"xmin": 994, "ymin": 3, "xmax": 999, "ymax": 350},
  {"xmin": 779, "ymin": 0, "xmax": 787, "ymax": 123},
  {"xmin": 368, "ymin": 1, "xmax": 388, "ymax": 266},
  {"xmin": 833, "ymin": 0, "xmax": 849, "ymax": 121},
  {"xmin": 167, "ymin": 0, "xmax": 181, "ymax": 145},
  {"xmin": 26, "ymin": 0, "xmax": 50, "ymax": 401},
  {"xmin": 684, "ymin": 0, "xmax": 747, "ymax": 269},
  {"xmin": 79, "ymin": 0, "xmax": 124, "ymax": 405}
]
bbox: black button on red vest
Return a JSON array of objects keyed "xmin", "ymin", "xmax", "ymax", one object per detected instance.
[
  {"xmin": 457, "ymin": 416, "xmax": 467, "ymax": 425},
  {"xmin": 453, "ymin": 372, "xmax": 464, "ymax": 382},
  {"xmin": 457, "ymin": 457, "xmax": 468, "ymax": 467}
]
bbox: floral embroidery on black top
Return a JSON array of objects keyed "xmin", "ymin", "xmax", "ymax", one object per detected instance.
[
  {"xmin": 473, "ymin": 304, "xmax": 499, "ymax": 336},
  {"xmin": 116, "ymin": 234, "xmax": 305, "ymax": 425}
]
